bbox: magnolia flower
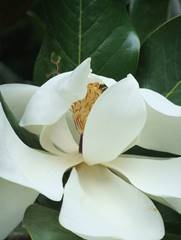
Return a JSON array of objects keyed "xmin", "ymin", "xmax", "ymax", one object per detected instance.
[{"xmin": 0, "ymin": 58, "xmax": 181, "ymax": 240}]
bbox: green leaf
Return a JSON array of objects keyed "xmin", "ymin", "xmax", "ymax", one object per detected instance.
[
  {"xmin": 163, "ymin": 233, "xmax": 181, "ymax": 240},
  {"xmin": 125, "ymin": 145, "xmax": 178, "ymax": 158},
  {"xmin": 36, "ymin": 194, "xmax": 61, "ymax": 211},
  {"xmin": 130, "ymin": 0, "xmax": 170, "ymax": 43},
  {"xmin": 23, "ymin": 204, "xmax": 83, "ymax": 240},
  {"xmin": 34, "ymin": 0, "xmax": 140, "ymax": 85},
  {"xmin": 7, "ymin": 225, "xmax": 30, "ymax": 240},
  {"xmin": 154, "ymin": 202, "xmax": 181, "ymax": 235},
  {"xmin": 136, "ymin": 16, "xmax": 181, "ymax": 105},
  {"xmin": 0, "ymin": 93, "xmax": 42, "ymax": 150}
]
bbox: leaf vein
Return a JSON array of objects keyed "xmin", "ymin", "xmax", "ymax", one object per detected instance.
[
  {"xmin": 78, "ymin": 0, "xmax": 82, "ymax": 64},
  {"xmin": 55, "ymin": 40, "xmax": 77, "ymax": 66},
  {"xmin": 82, "ymin": 1, "xmax": 94, "ymax": 11},
  {"xmin": 61, "ymin": 0, "xmax": 77, "ymax": 18},
  {"xmin": 82, "ymin": 5, "xmax": 110, "ymax": 37},
  {"xmin": 90, "ymin": 28, "xmax": 117, "ymax": 57},
  {"xmin": 165, "ymin": 80, "xmax": 181, "ymax": 98},
  {"xmin": 97, "ymin": 35, "xmax": 128, "ymax": 73},
  {"xmin": 56, "ymin": 14, "xmax": 77, "ymax": 36}
]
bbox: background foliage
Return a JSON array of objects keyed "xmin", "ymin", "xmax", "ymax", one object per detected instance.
[{"xmin": 1, "ymin": 0, "xmax": 181, "ymax": 239}]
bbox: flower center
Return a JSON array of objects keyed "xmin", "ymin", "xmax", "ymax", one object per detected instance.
[{"xmin": 71, "ymin": 82, "xmax": 106, "ymax": 134}]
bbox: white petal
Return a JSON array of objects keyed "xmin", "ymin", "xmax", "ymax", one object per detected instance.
[
  {"xmin": 88, "ymin": 73, "xmax": 116, "ymax": 87},
  {"xmin": 83, "ymin": 74, "xmax": 146, "ymax": 165},
  {"xmin": 20, "ymin": 58, "xmax": 91, "ymax": 127},
  {"xmin": 40, "ymin": 115, "xmax": 78, "ymax": 155},
  {"xmin": 151, "ymin": 195, "xmax": 181, "ymax": 214},
  {"xmin": 0, "ymin": 178, "xmax": 38, "ymax": 240},
  {"xmin": 107, "ymin": 155, "xmax": 181, "ymax": 214},
  {"xmin": 0, "ymin": 83, "xmax": 38, "ymax": 121},
  {"xmin": 106, "ymin": 155, "xmax": 181, "ymax": 199},
  {"xmin": 60, "ymin": 164, "xmax": 164, "ymax": 240},
  {"xmin": 0, "ymin": 104, "xmax": 81, "ymax": 200},
  {"xmin": 137, "ymin": 89, "xmax": 181, "ymax": 154},
  {"xmin": 162, "ymin": 197, "xmax": 181, "ymax": 213}
]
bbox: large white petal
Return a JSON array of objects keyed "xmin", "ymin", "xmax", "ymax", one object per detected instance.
[
  {"xmin": 0, "ymin": 104, "xmax": 81, "ymax": 201},
  {"xmin": 106, "ymin": 155, "xmax": 181, "ymax": 209},
  {"xmin": 137, "ymin": 89, "xmax": 181, "ymax": 155},
  {"xmin": 0, "ymin": 83, "xmax": 38, "ymax": 121},
  {"xmin": 83, "ymin": 74, "xmax": 146, "ymax": 165},
  {"xmin": 0, "ymin": 178, "xmax": 38, "ymax": 240},
  {"xmin": 60, "ymin": 164, "xmax": 164, "ymax": 240},
  {"xmin": 20, "ymin": 58, "xmax": 91, "ymax": 127},
  {"xmin": 40, "ymin": 115, "xmax": 78, "ymax": 155}
]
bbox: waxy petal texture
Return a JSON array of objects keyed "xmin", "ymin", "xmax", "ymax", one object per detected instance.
[
  {"xmin": 106, "ymin": 155, "xmax": 181, "ymax": 211},
  {"xmin": 0, "ymin": 105, "xmax": 81, "ymax": 200},
  {"xmin": 83, "ymin": 74, "xmax": 146, "ymax": 165},
  {"xmin": 0, "ymin": 84, "xmax": 38, "ymax": 121},
  {"xmin": 0, "ymin": 178, "xmax": 38, "ymax": 240},
  {"xmin": 138, "ymin": 89, "xmax": 181, "ymax": 155},
  {"xmin": 60, "ymin": 164, "xmax": 164, "ymax": 240},
  {"xmin": 40, "ymin": 115, "xmax": 78, "ymax": 155},
  {"xmin": 20, "ymin": 58, "xmax": 91, "ymax": 127}
]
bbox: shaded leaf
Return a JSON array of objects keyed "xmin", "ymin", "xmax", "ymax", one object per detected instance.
[
  {"xmin": 136, "ymin": 16, "xmax": 181, "ymax": 105},
  {"xmin": 0, "ymin": 93, "xmax": 42, "ymax": 150},
  {"xmin": 34, "ymin": 0, "xmax": 140, "ymax": 85},
  {"xmin": 0, "ymin": 63, "xmax": 22, "ymax": 84},
  {"xmin": 23, "ymin": 204, "xmax": 83, "ymax": 240},
  {"xmin": 0, "ymin": 0, "xmax": 32, "ymax": 28},
  {"xmin": 154, "ymin": 202, "xmax": 181, "ymax": 235},
  {"xmin": 7, "ymin": 226, "xmax": 30, "ymax": 240},
  {"xmin": 36, "ymin": 194, "xmax": 61, "ymax": 211},
  {"xmin": 125, "ymin": 145, "xmax": 178, "ymax": 158},
  {"xmin": 130, "ymin": 0, "xmax": 170, "ymax": 43},
  {"xmin": 0, "ymin": 16, "xmax": 43, "ymax": 82},
  {"xmin": 163, "ymin": 233, "xmax": 181, "ymax": 240}
]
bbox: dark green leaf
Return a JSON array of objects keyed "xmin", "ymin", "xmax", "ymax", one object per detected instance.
[
  {"xmin": 0, "ymin": 15, "xmax": 43, "ymax": 82},
  {"xmin": 130, "ymin": 0, "xmax": 170, "ymax": 43},
  {"xmin": 154, "ymin": 202, "xmax": 181, "ymax": 234},
  {"xmin": 0, "ymin": 63, "xmax": 22, "ymax": 84},
  {"xmin": 36, "ymin": 194, "xmax": 61, "ymax": 211},
  {"xmin": 0, "ymin": 93, "xmax": 42, "ymax": 150},
  {"xmin": 23, "ymin": 204, "xmax": 83, "ymax": 240},
  {"xmin": 125, "ymin": 145, "xmax": 178, "ymax": 158},
  {"xmin": 7, "ymin": 226, "xmax": 30, "ymax": 240},
  {"xmin": 163, "ymin": 233, "xmax": 181, "ymax": 240},
  {"xmin": 136, "ymin": 16, "xmax": 181, "ymax": 104},
  {"xmin": 34, "ymin": 0, "xmax": 140, "ymax": 85}
]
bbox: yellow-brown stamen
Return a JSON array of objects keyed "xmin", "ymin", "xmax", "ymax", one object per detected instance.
[{"xmin": 71, "ymin": 82, "xmax": 105, "ymax": 134}]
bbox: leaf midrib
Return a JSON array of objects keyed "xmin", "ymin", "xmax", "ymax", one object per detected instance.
[
  {"xmin": 165, "ymin": 80, "xmax": 181, "ymax": 98},
  {"xmin": 78, "ymin": 0, "xmax": 82, "ymax": 64}
]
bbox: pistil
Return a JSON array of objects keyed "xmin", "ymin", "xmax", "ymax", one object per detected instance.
[{"xmin": 71, "ymin": 82, "xmax": 106, "ymax": 134}]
